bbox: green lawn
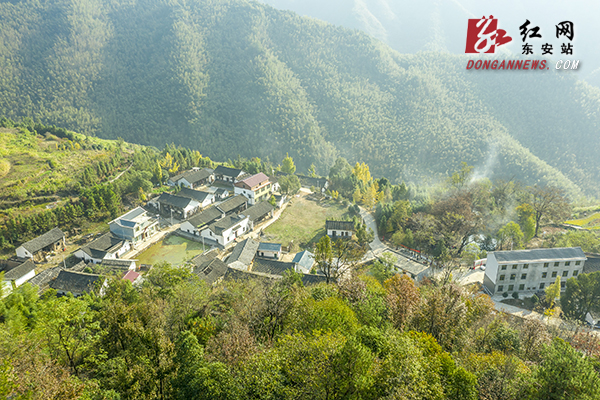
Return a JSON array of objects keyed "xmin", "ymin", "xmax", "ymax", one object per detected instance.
[{"xmin": 264, "ymin": 196, "xmax": 349, "ymax": 249}]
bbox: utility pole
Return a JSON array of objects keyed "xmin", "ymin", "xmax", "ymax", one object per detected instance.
[{"xmin": 170, "ymin": 208, "xmax": 173, "ymax": 226}]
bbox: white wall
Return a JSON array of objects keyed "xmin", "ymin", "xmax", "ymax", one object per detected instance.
[
  {"xmin": 16, "ymin": 246, "xmax": 32, "ymax": 259},
  {"xmin": 14, "ymin": 269, "xmax": 35, "ymax": 287}
]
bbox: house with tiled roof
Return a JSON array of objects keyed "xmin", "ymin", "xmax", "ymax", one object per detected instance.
[
  {"xmin": 257, "ymin": 242, "xmax": 282, "ymax": 259},
  {"xmin": 216, "ymin": 195, "xmax": 248, "ymax": 215},
  {"xmin": 178, "ymin": 187, "xmax": 215, "ymax": 209},
  {"xmin": 214, "ymin": 166, "xmax": 246, "ymax": 183},
  {"xmin": 227, "ymin": 238, "xmax": 260, "ymax": 271},
  {"xmin": 74, "ymin": 232, "xmax": 131, "ymax": 264},
  {"xmin": 50, "ymin": 270, "xmax": 103, "ymax": 297},
  {"xmin": 234, "ymin": 173, "xmax": 272, "ymax": 205},
  {"xmin": 244, "ymin": 202, "xmax": 274, "ymax": 227},
  {"xmin": 0, "ymin": 258, "xmax": 36, "ymax": 294},
  {"xmin": 168, "ymin": 168, "xmax": 214, "ymax": 188},
  {"xmin": 252, "ymin": 258, "xmax": 296, "ymax": 276},
  {"xmin": 148, "ymin": 192, "xmax": 200, "ymax": 219},
  {"xmin": 16, "ymin": 227, "xmax": 65, "ymax": 262},
  {"xmin": 122, "ymin": 270, "xmax": 141, "ymax": 285},
  {"xmin": 179, "ymin": 206, "xmax": 224, "ymax": 236},
  {"xmin": 191, "ymin": 250, "xmax": 228, "ymax": 286},
  {"xmin": 200, "ymin": 214, "xmax": 250, "ymax": 247},
  {"xmin": 326, "ymin": 220, "xmax": 354, "ymax": 239},
  {"xmin": 293, "ymin": 250, "xmax": 315, "ymax": 274}
]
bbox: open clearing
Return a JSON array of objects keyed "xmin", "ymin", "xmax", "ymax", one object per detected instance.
[{"xmin": 264, "ymin": 195, "xmax": 348, "ymax": 249}]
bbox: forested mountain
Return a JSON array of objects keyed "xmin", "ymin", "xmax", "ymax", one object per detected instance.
[{"xmin": 1, "ymin": 0, "xmax": 600, "ymax": 198}]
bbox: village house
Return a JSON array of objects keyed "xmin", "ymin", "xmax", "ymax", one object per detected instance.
[
  {"xmin": 216, "ymin": 194, "xmax": 248, "ymax": 216},
  {"xmin": 292, "ymin": 250, "xmax": 315, "ymax": 274},
  {"xmin": 483, "ymin": 247, "xmax": 586, "ymax": 295},
  {"xmin": 50, "ymin": 270, "xmax": 103, "ymax": 297},
  {"xmin": 210, "ymin": 187, "xmax": 230, "ymax": 200},
  {"xmin": 74, "ymin": 232, "xmax": 131, "ymax": 264},
  {"xmin": 180, "ymin": 207, "xmax": 224, "ymax": 236},
  {"xmin": 227, "ymin": 238, "xmax": 260, "ymax": 271},
  {"xmin": 168, "ymin": 168, "xmax": 214, "ymax": 188},
  {"xmin": 214, "ymin": 166, "xmax": 246, "ymax": 183},
  {"xmin": 273, "ymin": 194, "xmax": 287, "ymax": 208},
  {"xmin": 0, "ymin": 258, "xmax": 36, "ymax": 294},
  {"xmin": 191, "ymin": 250, "xmax": 229, "ymax": 286},
  {"xmin": 122, "ymin": 270, "xmax": 142, "ymax": 285},
  {"xmin": 252, "ymin": 258, "xmax": 296, "ymax": 276},
  {"xmin": 148, "ymin": 192, "xmax": 200, "ymax": 219},
  {"xmin": 234, "ymin": 173, "xmax": 272, "ymax": 205},
  {"xmin": 200, "ymin": 214, "xmax": 250, "ymax": 247},
  {"xmin": 326, "ymin": 220, "xmax": 355, "ymax": 239},
  {"xmin": 178, "ymin": 187, "xmax": 215, "ymax": 209},
  {"xmin": 99, "ymin": 258, "xmax": 137, "ymax": 271},
  {"xmin": 244, "ymin": 201, "xmax": 275, "ymax": 229},
  {"xmin": 16, "ymin": 227, "xmax": 65, "ymax": 262},
  {"xmin": 109, "ymin": 207, "xmax": 159, "ymax": 247},
  {"xmin": 257, "ymin": 242, "xmax": 282, "ymax": 259}
]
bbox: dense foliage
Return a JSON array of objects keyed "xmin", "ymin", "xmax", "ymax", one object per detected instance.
[
  {"xmin": 2, "ymin": 266, "xmax": 599, "ymax": 399},
  {"xmin": 1, "ymin": 0, "xmax": 600, "ymax": 196}
]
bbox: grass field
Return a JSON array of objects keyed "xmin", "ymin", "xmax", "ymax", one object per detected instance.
[
  {"xmin": 136, "ymin": 235, "xmax": 208, "ymax": 266},
  {"xmin": 264, "ymin": 195, "xmax": 348, "ymax": 249}
]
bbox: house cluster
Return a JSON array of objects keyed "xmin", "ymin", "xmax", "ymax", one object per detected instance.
[
  {"xmin": 151, "ymin": 166, "xmax": 283, "ymax": 221},
  {"xmin": 189, "ymin": 237, "xmax": 325, "ymax": 287}
]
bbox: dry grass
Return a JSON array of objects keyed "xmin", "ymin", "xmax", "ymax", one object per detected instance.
[{"xmin": 264, "ymin": 195, "xmax": 348, "ymax": 248}]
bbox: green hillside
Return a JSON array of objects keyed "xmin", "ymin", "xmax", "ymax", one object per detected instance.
[{"xmin": 1, "ymin": 0, "xmax": 599, "ymax": 197}]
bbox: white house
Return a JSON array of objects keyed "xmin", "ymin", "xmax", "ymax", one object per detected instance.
[
  {"xmin": 257, "ymin": 242, "xmax": 282, "ymax": 259},
  {"xmin": 74, "ymin": 233, "xmax": 131, "ymax": 264},
  {"xmin": 16, "ymin": 227, "xmax": 65, "ymax": 262},
  {"xmin": 179, "ymin": 207, "xmax": 224, "ymax": 236},
  {"xmin": 234, "ymin": 173, "xmax": 272, "ymax": 205},
  {"xmin": 178, "ymin": 187, "xmax": 215, "ymax": 209},
  {"xmin": 148, "ymin": 193, "xmax": 200, "ymax": 219},
  {"xmin": 109, "ymin": 207, "xmax": 159, "ymax": 247},
  {"xmin": 0, "ymin": 258, "xmax": 36, "ymax": 294},
  {"xmin": 483, "ymin": 247, "xmax": 586, "ymax": 295},
  {"xmin": 214, "ymin": 166, "xmax": 246, "ymax": 183},
  {"xmin": 200, "ymin": 214, "xmax": 250, "ymax": 247},
  {"xmin": 326, "ymin": 220, "xmax": 354, "ymax": 239},
  {"xmin": 168, "ymin": 168, "xmax": 214, "ymax": 188}
]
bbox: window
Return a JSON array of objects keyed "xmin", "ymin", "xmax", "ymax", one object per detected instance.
[
  {"xmin": 512, "ymin": 264, "xmax": 518, "ymax": 269},
  {"xmin": 544, "ymin": 262, "xmax": 549, "ymax": 268},
  {"xmin": 576, "ymin": 261, "xmax": 581, "ymax": 266},
  {"xmin": 510, "ymin": 274, "xmax": 516, "ymax": 281},
  {"xmin": 497, "ymin": 285, "xmax": 504, "ymax": 292},
  {"xmin": 508, "ymin": 285, "xmax": 514, "ymax": 291},
  {"xmin": 552, "ymin": 271, "xmax": 557, "ymax": 278},
  {"xmin": 519, "ymin": 284, "xmax": 525, "ymax": 291},
  {"xmin": 501, "ymin": 265, "xmax": 507, "ymax": 271},
  {"xmin": 565, "ymin": 261, "xmax": 571, "ymax": 266},
  {"xmin": 499, "ymin": 275, "xmax": 505, "ymax": 281},
  {"xmin": 573, "ymin": 270, "xmax": 579, "ymax": 276},
  {"xmin": 554, "ymin": 262, "xmax": 559, "ymax": 267},
  {"xmin": 521, "ymin": 273, "xmax": 527, "ymax": 280},
  {"xmin": 562, "ymin": 271, "xmax": 568, "ymax": 277},
  {"xmin": 523, "ymin": 264, "xmax": 529, "ymax": 269},
  {"xmin": 542, "ymin": 272, "xmax": 547, "ymax": 278},
  {"xmin": 561, "ymin": 282, "xmax": 566, "ymax": 288},
  {"xmin": 540, "ymin": 282, "xmax": 545, "ymax": 289}
]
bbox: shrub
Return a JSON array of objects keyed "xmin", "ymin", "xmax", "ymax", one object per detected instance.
[
  {"xmin": 502, "ymin": 292, "xmax": 509, "ymax": 298},
  {"xmin": 512, "ymin": 292, "xmax": 519, "ymax": 299}
]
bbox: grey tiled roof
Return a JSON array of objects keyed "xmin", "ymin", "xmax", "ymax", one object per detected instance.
[
  {"xmin": 214, "ymin": 166, "xmax": 244, "ymax": 178},
  {"xmin": 244, "ymin": 202, "xmax": 274, "ymax": 222},
  {"xmin": 2, "ymin": 259, "xmax": 36, "ymax": 280},
  {"xmin": 50, "ymin": 270, "xmax": 101, "ymax": 294},
  {"xmin": 79, "ymin": 233, "xmax": 126, "ymax": 259},
  {"xmin": 186, "ymin": 207, "xmax": 223, "ymax": 228},
  {"xmin": 156, "ymin": 193, "xmax": 197, "ymax": 209},
  {"xmin": 293, "ymin": 250, "xmax": 315, "ymax": 272},
  {"xmin": 191, "ymin": 250, "xmax": 228, "ymax": 285},
  {"xmin": 19, "ymin": 227, "xmax": 64, "ymax": 254},
  {"xmin": 252, "ymin": 259, "xmax": 295, "ymax": 276},
  {"xmin": 492, "ymin": 247, "xmax": 586, "ymax": 263},
  {"xmin": 208, "ymin": 214, "xmax": 247, "ymax": 235},
  {"xmin": 179, "ymin": 187, "xmax": 213, "ymax": 203},
  {"xmin": 29, "ymin": 267, "xmax": 61, "ymax": 289},
  {"xmin": 228, "ymin": 238, "xmax": 259, "ymax": 267},
  {"xmin": 326, "ymin": 220, "xmax": 354, "ymax": 231},
  {"xmin": 258, "ymin": 242, "xmax": 281, "ymax": 252},
  {"xmin": 217, "ymin": 195, "xmax": 247, "ymax": 214}
]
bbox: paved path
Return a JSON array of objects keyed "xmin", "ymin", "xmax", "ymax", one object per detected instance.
[{"xmin": 108, "ymin": 162, "xmax": 134, "ymax": 183}]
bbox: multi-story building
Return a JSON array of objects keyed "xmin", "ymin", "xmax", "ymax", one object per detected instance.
[
  {"xmin": 109, "ymin": 207, "xmax": 159, "ymax": 247},
  {"xmin": 483, "ymin": 247, "xmax": 586, "ymax": 295},
  {"xmin": 234, "ymin": 173, "xmax": 272, "ymax": 205}
]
